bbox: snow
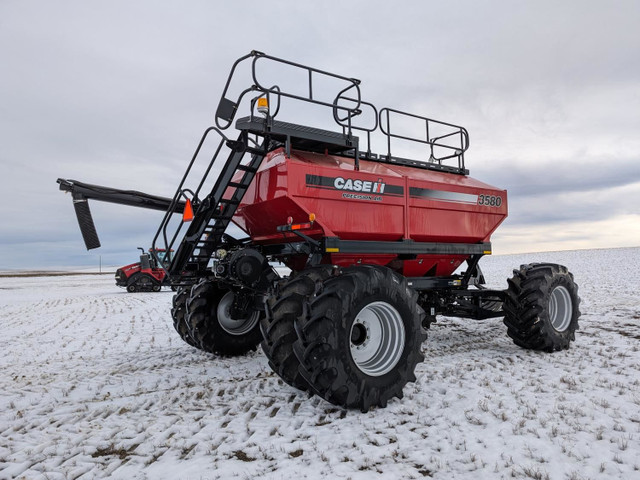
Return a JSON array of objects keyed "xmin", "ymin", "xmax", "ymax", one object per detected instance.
[{"xmin": 1, "ymin": 247, "xmax": 639, "ymax": 480}]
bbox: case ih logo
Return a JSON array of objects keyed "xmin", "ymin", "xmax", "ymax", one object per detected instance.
[
  {"xmin": 305, "ymin": 174, "xmax": 404, "ymax": 197},
  {"xmin": 334, "ymin": 177, "xmax": 385, "ymax": 194}
]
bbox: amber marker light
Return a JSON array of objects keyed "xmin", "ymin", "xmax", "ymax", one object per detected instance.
[{"xmin": 257, "ymin": 97, "xmax": 269, "ymax": 115}]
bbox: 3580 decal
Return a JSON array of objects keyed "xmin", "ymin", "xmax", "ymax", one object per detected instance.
[{"xmin": 477, "ymin": 194, "xmax": 503, "ymax": 207}]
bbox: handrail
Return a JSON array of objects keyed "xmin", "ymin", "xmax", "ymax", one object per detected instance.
[
  {"xmin": 252, "ymin": 53, "xmax": 362, "ymax": 114},
  {"xmin": 152, "ymin": 52, "xmax": 476, "ymax": 278},
  {"xmin": 214, "ymin": 51, "xmax": 472, "ymax": 173},
  {"xmin": 333, "ymin": 95, "xmax": 378, "ymax": 132},
  {"xmin": 215, "ymin": 52, "xmax": 257, "ymax": 130},
  {"xmin": 151, "ymin": 126, "xmax": 230, "ymax": 272},
  {"xmin": 214, "ymin": 51, "xmax": 362, "ymax": 131},
  {"xmin": 379, "ymin": 107, "xmax": 469, "ymax": 171},
  {"xmin": 333, "ymin": 95, "xmax": 378, "ymax": 159}
]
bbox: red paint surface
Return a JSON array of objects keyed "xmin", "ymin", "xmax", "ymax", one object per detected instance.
[
  {"xmin": 233, "ymin": 148, "xmax": 508, "ymax": 276},
  {"xmin": 118, "ymin": 262, "xmax": 166, "ymax": 283}
]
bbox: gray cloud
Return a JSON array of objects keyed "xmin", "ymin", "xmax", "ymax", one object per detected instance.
[
  {"xmin": 479, "ymin": 156, "xmax": 640, "ymax": 198},
  {"xmin": 1, "ymin": 0, "xmax": 639, "ymax": 269}
]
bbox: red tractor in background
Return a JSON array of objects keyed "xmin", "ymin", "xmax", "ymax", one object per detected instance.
[
  {"xmin": 58, "ymin": 51, "xmax": 581, "ymax": 412},
  {"xmin": 115, "ymin": 248, "xmax": 172, "ymax": 292}
]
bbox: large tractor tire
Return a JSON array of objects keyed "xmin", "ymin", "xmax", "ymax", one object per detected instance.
[
  {"xmin": 294, "ymin": 265, "xmax": 426, "ymax": 412},
  {"xmin": 261, "ymin": 266, "xmax": 333, "ymax": 391},
  {"xmin": 186, "ymin": 279, "xmax": 263, "ymax": 356},
  {"xmin": 504, "ymin": 263, "xmax": 580, "ymax": 352},
  {"xmin": 171, "ymin": 287, "xmax": 198, "ymax": 348}
]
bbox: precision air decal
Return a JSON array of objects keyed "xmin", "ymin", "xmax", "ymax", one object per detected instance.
[{"xmin": 305, "ymin": 174, "xmax": 404, "ymax": 197}]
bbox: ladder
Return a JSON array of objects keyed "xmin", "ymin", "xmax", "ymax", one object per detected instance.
[{"xmin": 153, "ymin": 131, "xmax": 269, "ymax": 282}]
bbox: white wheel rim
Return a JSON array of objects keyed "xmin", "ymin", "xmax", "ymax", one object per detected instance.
[
  {"xmin": 350, "ymin": 301, "xmax": 405, "ymax": 376},
  {"xmin": 216, "ymin": 291, "xmax": 260, "ymax": 335},
  {"xmin": 549, "ymin": 285, "xmax": 572, "ymax": 332}
]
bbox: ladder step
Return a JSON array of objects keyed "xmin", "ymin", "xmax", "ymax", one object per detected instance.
[
  {"xmin": 204, "ymin": 224, "xmax": 226, "ymax": 231},
  {"xmin": 190, "ymin": 254, "xmax": 211, "ymax": 260},
  {"xmin": 161, "ymin": 135, "xmax": 268, "ymax": 278},
  {"xmin": 210, "ymin": 212, "xmax": 233, "ymax": 220},
  {"xmin": 198, "ymin": 238, "xmax": 222, "ymax": 246},
  {"xmin": 197, "ymin": 238, "xmax": 219, "ymax": 245}
]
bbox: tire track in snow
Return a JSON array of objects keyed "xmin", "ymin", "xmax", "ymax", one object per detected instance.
[{"xmin": 2, "ymin": 250, "xmax": 640, "ymax": 479}]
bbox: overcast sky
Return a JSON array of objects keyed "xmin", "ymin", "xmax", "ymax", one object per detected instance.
[{"xmin": 1, "ymin": 0, "xmax": 639, "ymax": 270}]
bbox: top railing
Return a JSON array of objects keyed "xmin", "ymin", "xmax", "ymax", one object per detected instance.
[
  {"xmin": 379, "ymin": 107, "xmax": 469, "ymax": 173},
  {"xmin": 215, "ymin": 51, "xmax": 362, "ymax": 132},
  {"xmin": 214, "ymin": 51, "xmax": 470, "ymax": 174}
]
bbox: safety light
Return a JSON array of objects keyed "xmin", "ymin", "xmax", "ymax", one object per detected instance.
[
  {"xmin": 277, "ymin": 213, "xmax": 316, "ymax": 233},
  {"xmin": 183, "ymin": 198, "xmax": 194, "ymax": 222},
  {"xmin": 257, "ymin": 97, "xmax": 269, "ymax": 115}
]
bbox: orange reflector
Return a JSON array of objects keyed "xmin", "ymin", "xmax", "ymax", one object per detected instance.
[
  {"xmin": 183, "ymin": 198, "xmax": 194, "ymax": 222},
  {"xmin": 309, "ymin": 212, "xmax": 316, "ymax": 222},
  {"xmin": 291, "ymin": 222, "xmax": 313, "ymax": 231}
]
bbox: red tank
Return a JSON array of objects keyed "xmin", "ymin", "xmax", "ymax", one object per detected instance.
[{"xmin": 233, "ymin": 147, "xmax": 507, "ymax": 277}]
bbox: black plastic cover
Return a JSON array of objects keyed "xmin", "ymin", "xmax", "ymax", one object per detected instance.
[{"xmin": 72, "ymin": 197, "xmax": 101, "ymax": 250}]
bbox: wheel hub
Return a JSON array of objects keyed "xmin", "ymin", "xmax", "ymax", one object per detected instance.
[
  {"xmin": 549, "ymin": 285, "xmax": 572, "ymax": 332},
  {"xmin": 217, "ymin": 291, "xmax": 260, "ymax": 336},
  {"xmin": 350, "ymin": 323, "xmax": 367, "ymax": 346},
  {"xmin": 349, "ymin": 301, "xmax": 405, "ymax": 377}
]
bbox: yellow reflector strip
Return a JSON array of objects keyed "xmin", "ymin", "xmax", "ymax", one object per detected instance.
[
  {"xmin": 483, "ymin": 250, "xmax": 492, "ymax": 255},
  {"xmin": 326, "ymin": 247, "xmax": 340, "ymax": 253}
]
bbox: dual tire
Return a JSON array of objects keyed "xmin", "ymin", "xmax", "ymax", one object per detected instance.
[
  {"xmin": 169, "ymin": 262, "xmax": 579, "ymax": 410},
  {"xmin": 171, "ymin": 287, "xmax": 198, "ymax": 347},
  {"xmin": 262, "ymin": 265, "xmax": 426, "ymax": 412},
  {"xmin": 504, "ymin": 263, "xmax": 581, "ymax": 351},
  {"xmin": 170, "ymin": 280, "xmax": 263, "ymax": 355},
  {"xmin": 261, "ymin": 267, "xmax": 333, "ymax": 391}
]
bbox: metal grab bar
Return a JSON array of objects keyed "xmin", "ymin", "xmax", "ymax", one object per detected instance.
[
  {"xmin": 379, "ymin": 107, "xmax": 469, "ymax": 169},
  {"xmin": 215, "ymin": 51, "xmax": 362, "ymax": 131}
]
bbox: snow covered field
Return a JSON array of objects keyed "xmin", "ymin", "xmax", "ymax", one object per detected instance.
[{"xmin": 1, "ymin": 247, "xmax": 639, "ymax": 480}]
